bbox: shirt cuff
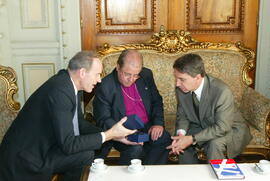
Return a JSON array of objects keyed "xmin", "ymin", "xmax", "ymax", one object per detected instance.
[
  {"xmin": 176, "ymin": 129, "xmax": 186, "ymax": 136},
  {"xmin": 192, "ymin": 134, "xmax": 197, "ymax": 145},
  {"xmin": 101, "ymin": 132, "xmax": 106, "ymax": 143}
]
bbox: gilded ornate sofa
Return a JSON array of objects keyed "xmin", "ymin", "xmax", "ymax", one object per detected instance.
[
  {"xmin": 0, "ymin": 65, "xmax": 20, "ymax": 143},
  {"xmin": 86, "ymin": 27, "xmax": 270, "ymax": 159}
]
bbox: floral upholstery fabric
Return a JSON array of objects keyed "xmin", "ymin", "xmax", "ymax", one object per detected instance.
[
  {"xmin": 98, "ymin": 48, "xmax": 270, "ymax": 152},
  {"xmin": 240, "ymin": 87, "xmax": 270, "ymax": 147},
  {"xmin": 0, "ymin": 79, "xmax": 18, "ymax": 143}
]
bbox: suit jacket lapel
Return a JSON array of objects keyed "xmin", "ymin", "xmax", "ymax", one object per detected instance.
[
  {"xmin": 116, "ymin": 84, "xmax": 126, "ymax": 116},
  {"xmin": 113, "ymin": 70, "xmax": 126, "ymax": 116},
  {"xmin": 136, "ymin": 78, "xmax": 151, "ymax": 115},
  {"xmin": 60, "ymin": 70, "xmax": 77, "ymax": 112},
  {"xmin": 199, "ymin": 75, "xmax": 210, "ymax": 120}
]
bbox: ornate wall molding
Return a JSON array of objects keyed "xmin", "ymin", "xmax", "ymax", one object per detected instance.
[
  {"xmin": 186, "ymin": 0, "xmax": 245, "ymax": 33},
  {"xmin": 0, "ymin": 0, "xmax": 6, "ymax": 8},
  {"xmin": 58, "ymin": 0, "xmax": 81, "ymax": 68},
  {"xmin": 21, "ymin": 0, "xmax": 49, "ymax": 28},
  {"xmin": 22, "ymin": 63, "xmax": 55, "ymax": 101},
  {"xmin": 96, "ymin": 0, "xmax": 156, "ymax": 34}
]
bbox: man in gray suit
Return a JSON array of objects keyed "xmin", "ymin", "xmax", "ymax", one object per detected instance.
[{"xmin": 167, "ymin": 53, "xmax": 252, "ymax": 163}]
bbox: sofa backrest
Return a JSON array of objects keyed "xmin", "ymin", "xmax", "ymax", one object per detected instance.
[{"xmin": 98, "ymin": 29, "xmax": 255, "ymax": 117}]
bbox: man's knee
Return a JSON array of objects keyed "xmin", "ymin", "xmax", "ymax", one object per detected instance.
[
  {"xmin": 208, "ymin": 138, "xmax": 226, "ymax": 152},
  {"xmin": 79, "ymin": 151, "xmax": 94, "ymax": 164},
  {"xmin": 178, "ymin": 146, "xmax": 199, "ymax": 164},
  {"xmin": 150, "ymin": 130, "xmax": 171, "ymax": 146},
  {"xmin": 206, "ymin": 138, "xmax": 227, "ymax": 160}
]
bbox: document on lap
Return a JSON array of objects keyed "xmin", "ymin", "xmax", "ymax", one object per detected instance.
[{"xmin": 123, "ymin": 114, "xmax": 149, "ymax": 142}]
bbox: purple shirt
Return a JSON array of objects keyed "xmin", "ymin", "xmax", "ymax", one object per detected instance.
[{"xmin": 121, "ymin": 84, "xmax": 149, "ymax": 124}]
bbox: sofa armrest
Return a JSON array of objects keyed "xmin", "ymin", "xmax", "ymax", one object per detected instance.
[{"xmin": 239, "ymin": 87, "xmax": 270, "ymax": 148}]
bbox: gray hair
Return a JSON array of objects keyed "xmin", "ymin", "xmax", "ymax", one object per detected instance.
[
  {"xmin": 173, "ymin": 53, "xmax": 205, "ymax": 77},
  {"xmin": 68, "ymin": 51, "xmax": 98, "ymax": 71}
]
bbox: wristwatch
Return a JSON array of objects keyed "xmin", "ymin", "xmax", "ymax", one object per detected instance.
[{"xmin": 192, "ymin": 135, "xmax": 197, "ymax": 145}]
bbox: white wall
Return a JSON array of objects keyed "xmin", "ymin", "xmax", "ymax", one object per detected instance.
[
  {"xmin": 0, "ymin": 0, "xmax": 81, "ymax": 104},
  {"xmin": 255, "ymin": 0, "xmax": 270, "ymax": 98}
]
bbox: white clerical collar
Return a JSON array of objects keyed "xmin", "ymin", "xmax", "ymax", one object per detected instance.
[
  {"xmin": 70, "ymin": 76, "xmax": 78, "ymax": 96},
  {"xmin": 193, "ymin": 77, "xmax": 204, "ymax": 101}
]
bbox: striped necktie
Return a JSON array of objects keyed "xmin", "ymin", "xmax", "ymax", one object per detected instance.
[{"xmin": 192, "ymin": 92, "xmax": 199, "ymax": 118}]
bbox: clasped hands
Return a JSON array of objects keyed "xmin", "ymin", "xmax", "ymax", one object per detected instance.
[{"xmin": 166, "ymin": 134, "xmax": 193, "ymax": 155}]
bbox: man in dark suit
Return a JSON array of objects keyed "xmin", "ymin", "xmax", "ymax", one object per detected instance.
[
  {"xmin": 0, "ymin": 51, "xmax": 136, "ymax": 181},
  {"xmin": 167, "ymin": 53, "xmax": 252, "ymax": 163},
  {"xmin": 93, "ymin": 49, "xmax": 171, "ymax": 165}
]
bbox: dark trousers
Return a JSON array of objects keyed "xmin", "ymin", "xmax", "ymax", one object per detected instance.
[
  {"xmin": 98, "ymin": 130, "xmax": 171, "ymax": 165},
  {"xmin": 0, "ymin": 145, "xmax": 94, "ymax": 181},
  {"xmin": 52, "ymin": 149, "xmax": 94, "ymax": 181},
  {"xmin": 0, "ymin": 120, "xmax": 99, "ymax": 181},
  {"xmin": 179, "ymin": 135, "xmax": 229, "ymax": 164}
]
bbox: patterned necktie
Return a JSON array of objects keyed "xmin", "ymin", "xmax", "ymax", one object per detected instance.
[
  {"xmin": 192, "ymin": 92, "xmax": 199, "ymax": 118},
  {"xmin": 72, "ymin": 95, "xmax": 80, "ymax": 136}
]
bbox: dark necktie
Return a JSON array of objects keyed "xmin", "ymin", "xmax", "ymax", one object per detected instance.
[
  {"xmin": 192, "ymin": 92, "xmax": 199, "ymax": 118},
  {"xmin": 72, "ymin": 95, "xmax": 80, "ymax": 136}
]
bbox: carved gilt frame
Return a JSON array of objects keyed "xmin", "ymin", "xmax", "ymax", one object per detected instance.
[
  {"xmin": 98, "ymin": 26, "xmax": 255, "ymax": 86},
  {"xmin": 0, "ymin": 65, "xmax": 20, "ymax": 111}
]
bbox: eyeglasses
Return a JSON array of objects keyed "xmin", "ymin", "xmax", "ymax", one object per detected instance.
[{"xmin": 121, "ymin": 70, "xmax": 140, "ymax": 80}]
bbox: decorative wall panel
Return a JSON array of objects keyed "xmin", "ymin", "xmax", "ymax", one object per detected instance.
[
  {"xmin": 187, "ymin": 0, "xmax": 244, "ymax": 33},
  {"xmin": 96, "ymin": 0, "xmax": 156, "ymax": 33},
  {"xmin": 22, "ymin": 63, "xmax": 55, "ymax": 100},
  {"xmin": 21, "ymin": 0, "xmax": 49, "ymax": 28}
]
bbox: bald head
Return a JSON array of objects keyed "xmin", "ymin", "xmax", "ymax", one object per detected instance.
[
  {"xmin": 117, "ymin": 49, "xmax": 143, "ymax": 69},
  {"xmin": 116, "ymin": 49, "xmax": 143, "ymax": 87}
]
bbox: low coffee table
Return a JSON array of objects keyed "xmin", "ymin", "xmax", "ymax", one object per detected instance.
[{"xmin": 81, "ymin": 164, "xmax": 269, "ymax": 181}]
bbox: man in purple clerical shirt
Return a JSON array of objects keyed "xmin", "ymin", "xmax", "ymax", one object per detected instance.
[{"xmin": 93, "ymin": 49, "xmax": 171, "ymax": 165}]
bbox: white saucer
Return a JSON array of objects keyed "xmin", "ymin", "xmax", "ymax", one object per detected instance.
[
  {"xmin": 127, "ymin": 165, "xmax": 145, "ymax": 173},
  {"xmin": 90, "ymin": 164, "xmax": 108, "ymax": 173},
  {"xmin": 253, "ymin": 165, "xmax": 270, "ymax": 175}
]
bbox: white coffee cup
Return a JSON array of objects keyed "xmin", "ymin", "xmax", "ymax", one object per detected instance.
[
  {"xmin": 259, "ymin": 160, "xmax": 270, "ymax": 173},
  {"xmin": 130, "ymin": 159, "xmax": 142, "ymax": 170},
  {"xmin": 92, "ymin": 158, "xmax": 105, "ymax": 170}
]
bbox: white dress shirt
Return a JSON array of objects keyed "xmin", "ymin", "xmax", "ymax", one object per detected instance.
[
  {"xmin": 176, "ymin": 78, "xmax": 204, "ymax": 136},
  {"xmin": 70, "ymin": 76, "xmax": 105, "ymax": 142}
]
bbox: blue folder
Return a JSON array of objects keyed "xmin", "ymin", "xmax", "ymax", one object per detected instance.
[
  {"xmin": 123, "ymin": 114, "xmax": 145, "ymax": 130},
  {"xmin": 128, "ymin": 132, "xmax": 149, "ymax": 142},
  {"xmin": 123, "ymin": 114, "xmax": 149, "ymax": 142}
]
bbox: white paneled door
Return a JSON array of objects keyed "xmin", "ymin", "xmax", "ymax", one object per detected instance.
[{"xmin": 0, "ymin": 0, "xmax": 81, "ymax": 105}]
